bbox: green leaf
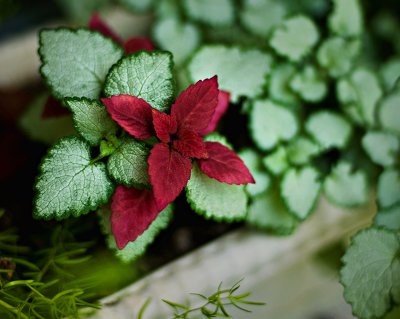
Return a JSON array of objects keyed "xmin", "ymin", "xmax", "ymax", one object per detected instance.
[
  {"xmin": 34, "ymin": 137, "xmax": 114, "ymax": 220},
  {"xmin": 104, "ymin": 51, "xmax": 175, "ymax": 112},
  {"xmin": 286, "ymin": 136, "xmax": 321, "ymax": 165},
  {"xmin": 188, "ymin": 45, "xmax": 273, "ymax": 103},
  {"xmin": 289, "ymin": 65, "xmax": 327, "ymax": 103},
  {"xmin": 250, "ymin": 99, "xmax": 299, "ymax": 150},
  {"xmin": 268, "ymin": 63, "xmax": 298, "ymax": 106},
  {"xmin": 317, "ymin": 37, "xmax": 361, "ymax": 78},
  {"xmin": 183, "ymin": 0, "xmax": 235, "ymax": 27},
  {"xmin": 19, "ymin": 94, "xmax": 75, "ymax": 145},
  {"xmin": 204, "ymin": 132, "xmax": 232, "ymax": 148},
  {"xmin": 107, "ymin": 137, "xmax": 150, "ymax": 187},
  {"xmin": 153, "ymin": 18, "xmax": 201, "ymax": 66},
  {"xmin": 270, "ymin": 15, "xmax": 319, "ymax": 62},
  {"xmin": 378, "ymin": 87, "xmax": 400, "ymax": 136},
  {"xmin": 262, "ymin": 146, "xmax": 289, "ymax": 176},
  {"xmin": 337, "ymin": 68, "xmax": 383, "ymax": 127},
  {"xmin": 118, "ymin": 0, "xmax": 154, "ymax": 12},
  {"xmin": 380, "ymin": 57, "xmax": 400, "ymax": 91},
  {"xmin": 247, "ymin": 188, "xmax": 298, "ymax": 235},
  {"xmin": 39, "ymin": 28, "xmax": 124, "ymax": 99},
  {"xmin": 323, "ymin": 161, "xmax": 369, "ymax": 207},
  {"xmin": 328, "ymin": 0, "xmax": 363, "ymax": 37},
  {"xmin": 54, "ymin": 0, "xmax": 108, "ymax": 23},
  {"xmin": 239, "ymin": 149, "xmax": 271, "ymax": 196},
  {"xmin": 186, "ymin": 165, "xmax": 248, "ymax": 222},
  {"xmin": 100, "ymin": 205, "xmax": 173, "ymax": 262},
  {"xmin": 374, "ymin": 204, "xmax": 400, "ymax": 231},
  {"xmin": 281, "ymin": 167, "xmax": 321, "ymax": 220},
  {"xmin": 362, "ymin": 131, "xmax": 399, "ymax": 167},
  {"xmin": 305, "ymin": 111, "xmax": 352, "ymax": 150},
  {"xmin": 377, "ymin": 169, "xmax": 400, "ymax": 209},
  {"xmin": 340, "ymin": 227, "xmax": 400, "ymax": 319},
  {"xmin": 65, "ymin": 98, "xmax": 117, "ymax": 146},
  {"xmin": 240, "ymin": 0, "xmax": 287, "ymax": 38}
]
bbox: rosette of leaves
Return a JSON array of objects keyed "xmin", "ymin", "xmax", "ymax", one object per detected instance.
[{"xmin": 34, "ymin": 16, "xmax": 254, "ymax": 261}]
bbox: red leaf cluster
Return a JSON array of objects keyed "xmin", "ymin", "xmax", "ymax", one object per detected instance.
[{"xmin": 102, "ymin": 77, "xmax": 254, "ymax": 249}]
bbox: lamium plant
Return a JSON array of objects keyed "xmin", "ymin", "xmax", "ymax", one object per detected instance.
[
  {"xmin": 30, "ymin": 0, "xmax": 400, "ymax": 318},
  {"xmin": 34, "ymin": 16, "xmax": 254, "ymax": 263}
]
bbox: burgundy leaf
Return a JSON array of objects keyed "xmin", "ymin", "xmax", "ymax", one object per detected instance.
[
  {"xmin": 41, "ymin": 96, "xmax": 70, "ymax": 119},
  {"xmin": 88, "ymin": 13, "xmax": 124, "ymax": 45},
  {"xmin": 124, "ymin": 37, "xmax": 155, "ymax": 54},
  {"xmin": 198, "ymin": 142, "xmax": 255, "ymax": 185},
  {"xmin": 173, "ymin": 128, "xmax": 208, "ymax": 159},
  {"xmin": 111, "ymin": 186, "xmax": 160, "ymax": 249},
  {"xmin": 148, "ymin": 143, "xmax": 192, "ymax": 210},
  {"xmin": 171, "ymin": 76, "xmax": 219, "ymax": 134},
  {"xmin": 199, "ymin": 90, "xmax": 230, "ymax": 136},
  {"xmin": 101, "ymin": 95, "xmax": 154, "ymax": 140},
  {"xmin": 152, "ymin": 109, "xmax": 177, "ymax": 143}
]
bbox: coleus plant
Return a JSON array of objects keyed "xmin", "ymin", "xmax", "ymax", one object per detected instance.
[{"xmin": 34, "ymin": 15, "xmax": 254, "ymax": 260}]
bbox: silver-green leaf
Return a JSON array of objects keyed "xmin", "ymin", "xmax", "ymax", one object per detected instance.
[
  {"xmin": 340, "ymin": 228, "xmax": 400, "ymax": 319},
  {"xmin": 34, "ymin": 137, "xmax": 114, "ymax": 220},
  {"xmin": 104, "ymin": 51, "xmax": 175, "ymax": 112},
  {"xmin": 107, "ymin": 137, "xmax": 150, "ymax": 187},
  {"xmin": 65, "ymin": 98, "xmax": 118, "ymax": 146},
  {"xmin": 186, "ymin": 165, "xmax": 248, "ymax": 222},
  {"xmin": 39, "ymin": 28, "xmax": 124, "ymax": 99}
]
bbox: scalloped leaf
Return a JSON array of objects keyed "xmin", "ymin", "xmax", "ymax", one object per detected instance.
[
  {"xmin": 377, "ymin": 169, "xmax": 400, "ymax": 209},
  {"xmin": 374, "ymin": 204, "xmax": 400, "ymax": 231},
  {"xmin": 262, "ymin": 146, "xmax": 289, "ymax": 176},
  {"xmin": 186, "ymin": 164, "xmax": 247, "ymax": 222},
  {"xmin": 287, "ymin": 136, "xmax": 321, "ymax": 165},
  {"xmin": 65, "ymin": 98, "xmax": 117, "ymax": 146},
  {"xmin": 380, "ymin": 57, "xmax": 400, "ymax": 91},
  {"xmin": 290, "ymin": 65, "xmax": 327, "ymax": 103},
  {"xmin": 324, "ymin": 161, "xmax": 369, "ymax": 207},
  {"xmin": 99, "ymin": 205, "xmax": 173, "ymax": 262},
  {"xmin": 328, "ymin": 0, "xmax": 363, "ymax": 37},
  {"xmin": 188, "ymin": 45, "xmax": 273, "ymax": 102},
  {"xmin": 247, "ymin": 188, "xmax": 298, "ymax": 235},
  {"xmin": 153, "ymin": 18, "xmax": 201, "ymax": 66},
  {"xmin": 239, "ymin": 148, "xmax": 271, "ymax": 196},
  {"xmin": 39, "ymin": 28, "xmax": 124, "ymax": 99},
  {"xmin": 305, "ymin": 111, "xmax": 352, "ymax": 150},
  {"xmin": 240, "ymin": 0, "xmax": 287, "ymax": 38},
  {"xmin": 183, "ymin": 0, "xmax": 234, "ymax": 27},
  {"xmin": 250, "ymin": 99, "xmax": 299, "ymax": 150},
  {"xmin": 269, "ymin": 63, "xmax": 298, "ymax": 106},
  {"xmin": 337, "ymin": 68, "xmax": 383, "ymax": 127},
  {"xmin": 281, "ymin": 167, "xmax": 321, "ymax": 220},
  {"xmin": 107, "ymin": 137, "xmax": 150, "ymax": 187},
  {"xmin": 362, "ymin": 131, "xmax": 399, "ymax": 167},
  {"xmin": 104, "ymin": 51, "xmax": 174, "ymax": 112},
  {"xmin": 270, "ymin": 15, "xmax": 319, "ymax": 62},
  {"xmin": 34, "ymin": 137, "xmax": 114, "ymax": 220},
  {"xmin": 340, "ymin": 228, "xmax": 400, "ymax": 319},
  {"xmin": 317, "ymin": 37, "xmax": 360, "ymax": 78},
  {"xmin": 378, "ymin": 87, "xmax": 400, "ymax": 136},
  {"xmin": 118, "ymin": 0, "xmax": 154, "ymax": 12}
]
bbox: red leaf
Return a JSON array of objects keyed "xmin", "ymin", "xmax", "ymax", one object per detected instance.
[
  {"xmin": 198, "ymin": 142, "xmax": 255, "ymax": 185},
  {"xmin": 101, "ymin": 95, "xmax": 154, "ymax": 140},
  {"xmin": 41, "ymin": 96, "xmax": 70, "ymax": 119},
  {"xmin": 171, "ymin": 76, "xmax": 219, "ymax": 134},
  {"xmin": 199, "ymin": 90, "xmax": 230, "ymax": 136},
  {"xmin": 152, "ymin": 109, "xmax": 177, "ymax": 143},
  {"xmin": 173, "ymin": 128, "xmax": 208, "ymax": 159},
  {"xmin": 111, "ymin": 186, "xmax": 159, "ymax": 249},
  {"xmin": 88, "ymin": 13, "xmax": 124, "ymax": 46},
  {"xmin": 148, "ymin": 143, "xmax": 192, "ymax": 210},
  {"xmin": 124, "ymin": 37, "xmax": 155, "ymax": 54}
]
